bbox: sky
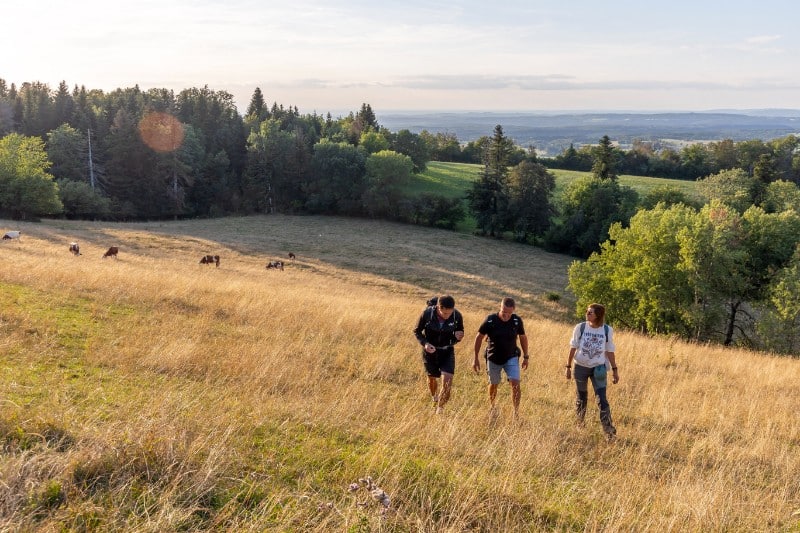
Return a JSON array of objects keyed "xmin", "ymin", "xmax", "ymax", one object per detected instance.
[{"xmin": 4, "ymin": 0, "xmax": 800, "ymax": 115}]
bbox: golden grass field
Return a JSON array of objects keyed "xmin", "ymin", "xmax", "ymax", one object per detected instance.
[{"xmin": 1, "ymin": 215, "xmax": 798, "ymax": 532}]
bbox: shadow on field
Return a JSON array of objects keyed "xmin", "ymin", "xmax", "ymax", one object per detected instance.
[{"xmin": 11, "ymin": 215, "xmax": 577, "ymax": 322}]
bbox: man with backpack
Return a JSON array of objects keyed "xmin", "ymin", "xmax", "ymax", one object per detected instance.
[
  {"xmin": 413, "ymin": 295, "xmax": 465, "ymax": 414},
  {"xmin": 472, "ymin": 297, "xmax": 529, "ymax": 419},
  {"xmin": 565, "ymin": 303, "xmax": 619, "ymax": 440}
]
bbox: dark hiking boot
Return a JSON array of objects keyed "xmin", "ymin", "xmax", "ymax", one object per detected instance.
[
  {"xmin": 600, "ymin": 407, "xmax": 616, "ymax": 441},
  {"xmin": 575, "ymin": 397, "xmax": 587, "ymax": 426}
]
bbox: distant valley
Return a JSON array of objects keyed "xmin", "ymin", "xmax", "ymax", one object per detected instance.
[{"xmin": 377, "ymin": 110, "xmax": 800, "ymax": 156}]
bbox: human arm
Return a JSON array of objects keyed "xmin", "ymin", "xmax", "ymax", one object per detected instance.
[
  {"xmin": 606, "ymin": 351, "xmax": 619, "ymax": 384},
  {"xmin": 473, "ymin": 333, "xmax": 485, "ymax": 373},
  {"xmin": 519, "ymin": 334, "xmax": 529, "ymax": 370},
  {"xmin": 413, "ymin": 311, "xmax": 436, "ymax": 353},
  {"xmin": 453, "ymin": 310, "xmax": 465, "ymax": 343},
  {"xmin": 605, "ymin": 326, "xmax": 618, "ymax": 383},
  {"xmin": 565, "ymin": 347, "xmax": 576, "ymax": 380}
]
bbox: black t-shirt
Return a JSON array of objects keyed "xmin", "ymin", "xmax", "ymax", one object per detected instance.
[{"xmin": 478, "ymin": 313, "xmax": 525, "ymax": 364}]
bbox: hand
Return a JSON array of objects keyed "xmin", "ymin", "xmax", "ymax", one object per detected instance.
[
  {"xmin": 472, "ymin": 360, "xmax": 481, "ymax": 373},
  {"xmin": 454, "ymin": 330, "xmax": 464, "ymax": 341},
  {"xmin": 612, "ymin": 368, "xmax": 619, "ymax": 384},
  {"xmin": 565, "ymin": 367, "xmax": 572, "ymax": 380},
  {"xmin": 521, "ymin": 357, "xmax": 529, "ymax": 370},
  {"xmin": 424, "ymin": 343, "xmax": 436, "ymax": 354}
]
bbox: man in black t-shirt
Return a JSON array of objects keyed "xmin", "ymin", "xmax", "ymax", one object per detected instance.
[
  {"xmin": 413, "ymin": 294, "xmax": 464, "ymax": 414},
  {"xmin": 473, "ymin": 297, "xmax": 529, "ymax": 418}
]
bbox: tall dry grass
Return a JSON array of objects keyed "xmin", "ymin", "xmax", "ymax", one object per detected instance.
[{"xmin": 0, "ymin": 216, "xmax": 798, "ymax": 532}]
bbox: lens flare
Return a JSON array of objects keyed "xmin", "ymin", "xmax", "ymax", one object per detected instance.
[{"xmin": 138, "ymin": 112, "xmax": 184, "ymax": 153}]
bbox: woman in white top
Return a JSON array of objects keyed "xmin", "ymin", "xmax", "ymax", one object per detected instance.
[{"xmin": 565, "ymin": 303, "xmax": 619, "ymax": 440}]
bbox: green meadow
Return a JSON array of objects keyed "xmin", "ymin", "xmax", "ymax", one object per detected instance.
[
  {"xmin": 410, "ymin": 161, "xmax": 701, "ymax": 204},
  {"xmin": 405, "ymin": 161, "xmax": 701, "ymax": 234}
]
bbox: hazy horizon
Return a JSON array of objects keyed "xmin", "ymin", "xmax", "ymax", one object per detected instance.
[{"xmin": 4, "ymin": 1, "xmax": 799, "ymax": 115}]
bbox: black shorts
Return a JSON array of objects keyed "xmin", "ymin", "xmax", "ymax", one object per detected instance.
[{"xmin": 422, "ymin": 348, "xmax": 456, "ymax": 377}]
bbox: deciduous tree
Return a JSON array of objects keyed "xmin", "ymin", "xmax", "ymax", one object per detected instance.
[
  {"xmin": 0, "ymin": 133, "xmax": 62, "ymax": 218},
  {"xmin": 507, "ymin": 158, "xmax": 555, "ymax": 243}
]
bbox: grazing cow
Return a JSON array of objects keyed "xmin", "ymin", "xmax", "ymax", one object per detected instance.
[
  {"xmin": 288, "ymin": 252, "xmax": 296, "ymax": 260},
  {"xmin": 199, "ymin": 254, "xmax": 220, "ymax": 267},
  {"xmin": 69, "ymin": 242, "xmax": 81, "ymax": 255},
  {"xmin": 103, "ymin": 246, "xmax": 119, "ymax": 258},
  {"xmin": 266, "ymin": 260, "xmax": 284, "ymax": 271},
  {"xmin": 2, "ymin": 230, "xmax": 20, "ymax": 240}
]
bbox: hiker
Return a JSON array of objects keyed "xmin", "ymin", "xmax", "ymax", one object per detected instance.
[
  {"xmin": 565, "ymin": 303, "xmax": 619, "ymax": 440},
  {"xmin": 413, "ymin": 295, "xmax": 465, "ymax": 414},
  {"xmin": 472, "ymin": 297, "xmax": 529, "ymax": 419}
]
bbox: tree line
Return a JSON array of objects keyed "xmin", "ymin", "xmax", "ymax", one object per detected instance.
[
  {"xmin": 426, "ymin": 128, "xmax": 800, "ymax": 185},
  {"xmin": 0, "ymin": 80, "xmax": 455, "ymax": 226}
]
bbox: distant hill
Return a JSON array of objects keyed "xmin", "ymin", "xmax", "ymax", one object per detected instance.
[{"xmin": 377, "ymin": 110, "xmax": 800, "ymax": 156}]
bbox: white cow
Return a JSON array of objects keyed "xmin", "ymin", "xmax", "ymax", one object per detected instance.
[{"xmin": 2, "ymin": 230, "xmax": 20, "ymax": 240}]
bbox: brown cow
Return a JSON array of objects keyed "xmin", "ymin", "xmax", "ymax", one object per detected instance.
[
  {"xmin": 69, "ymin": 242, "xmax": 81, "ymax": 255},
  {"xmin": 200, "ymin": 254, "xmax": 220, "ymax": 267},
  {"xmin": 103, "ymin": 246, "xmax": 119, "ymax": 258},
  {"xmin": 266, "ymin": 260, "xmax": 284, "ymax": 271}
]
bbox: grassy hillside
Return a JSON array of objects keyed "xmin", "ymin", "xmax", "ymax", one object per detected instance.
[
  {"xmin": 411, "ymin": 162, "xmax": 702, "ymax": 207},
  {"xmin": 1, "ymin": 216, "xmax": 798, "ymax": 531}
]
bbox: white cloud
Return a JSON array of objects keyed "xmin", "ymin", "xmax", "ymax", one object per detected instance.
[{"xmin": 746, "ymin": 35, "xmax": 782, "ymax": 44}]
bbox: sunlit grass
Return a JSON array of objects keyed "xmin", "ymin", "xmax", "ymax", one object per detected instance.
[
  {"xmin": 413, "ymin": 162, "xmax": 702, "ymax": 208},
  {"xmin": 0, "ymin": 216, "xmax": 797, "ymax": 531}
]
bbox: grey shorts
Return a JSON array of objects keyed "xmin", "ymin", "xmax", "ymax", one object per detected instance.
[{"xmin": 486, "ymin": 357, "xmax": 521, "ymax": 385}]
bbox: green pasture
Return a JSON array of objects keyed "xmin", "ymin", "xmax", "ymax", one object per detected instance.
[
  {"xmin": 411, "ymin": 161, "xmax": 700, "ymax": 200},
  {"xmin": 407, "ymin": 161, "xmax": 702, "ymax": 233}
]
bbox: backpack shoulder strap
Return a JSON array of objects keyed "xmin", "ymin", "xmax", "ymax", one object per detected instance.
[
  {"xmin": 426, "ymin": 306, "xmax": 436, "ymax": 326},
  {"xmin": 580, "ymin": 321, "xmax": 609, "ymax": 342}
]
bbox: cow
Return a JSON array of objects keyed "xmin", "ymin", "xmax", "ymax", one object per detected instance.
[
  {"xmin": 103, "ymin": 246, "xmax": 119, "ymax": 258},
  {"xmin": 266, "ymin": 260, "xmax": 284, "ymax": 271},
  {"xmin": 200, "ymin": 254, "xmax": 220, "ymax": 267},
  {"xmin": 2, "ymin": 230, "xmax": 20, "ymax": 240},
  {"xmin": 69, "ymin": 242, "xmax": 81, "ymax": 255},
  {"xmin": 288, "ymin": 252, "xmax": 296, "ymax": 260}
]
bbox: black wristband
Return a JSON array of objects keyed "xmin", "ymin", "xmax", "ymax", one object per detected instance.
[
  {"xmin": 612, "ymin": 367, "xmax": 618, "ymax": 370},
  {"xmin": 565, "ymin": 365, "xmax": 570, "ymax": 368}
]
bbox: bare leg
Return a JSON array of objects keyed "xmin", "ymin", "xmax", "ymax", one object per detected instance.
[
  {"xmin": 510, "ymin": 379, "xmax": 521, "ymax": 418},
  {"xmin": 488, "ymin": 383, "xmax": 498, "ymax": 408},
  {"xmin": 439, "ymin": 372, "xmax": 453, "ymax": 409},
  {"xmin": 428, "ymin": 376, "xmax": 439, "ymax": 401}
]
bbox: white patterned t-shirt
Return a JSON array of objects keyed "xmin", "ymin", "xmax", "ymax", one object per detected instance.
[{"xmin": 570, "ymin": 322, "xmax": 615, "ymax": 368}]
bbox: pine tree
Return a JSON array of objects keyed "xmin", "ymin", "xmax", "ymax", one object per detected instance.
[
  {"xmin": 246, "ymin": 87, "xmax": 267, "ymax": 122},
  {"xmin": 467, "ymin": 125, "xmax": 513, "ymax": 236},
  {"xmin": 592, "ymin": 135, "xmax": 618, "ymax": 181}
]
